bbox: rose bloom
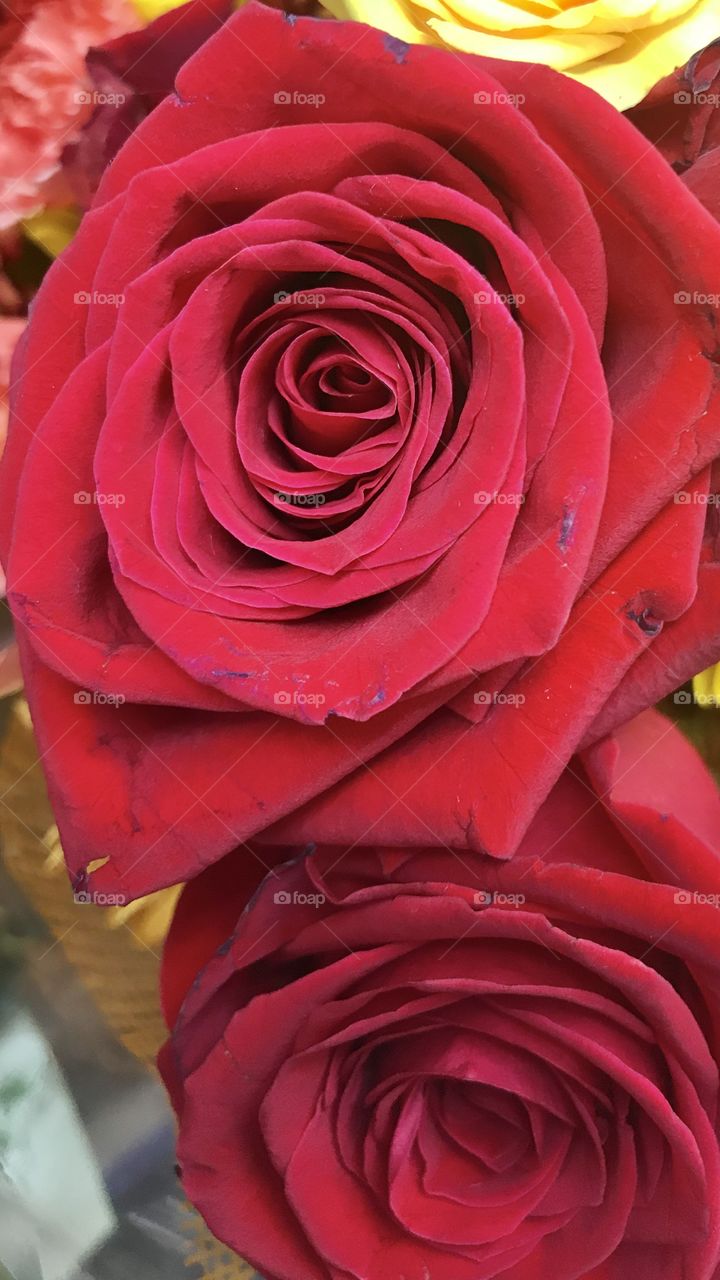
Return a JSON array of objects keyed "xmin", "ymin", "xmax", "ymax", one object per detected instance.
[
  {"xmin": 160, "ymin": 708, "xmax": 720, "ymax": 1279},
  {"xmin": 326, "ymin": 0, "xmax": 720, "ymax": 110},
  {"xmin": 0, "ymin": 0, "xmax": 139, "ymax": 228},
  {"xmin": 2, "ymin": 4, "xmax": 720, "ymax": 900}
]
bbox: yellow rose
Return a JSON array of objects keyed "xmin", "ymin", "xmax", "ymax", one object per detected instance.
[{"xmin": 326, "ymin": 0, "xmax": 720, "ymax": 108}]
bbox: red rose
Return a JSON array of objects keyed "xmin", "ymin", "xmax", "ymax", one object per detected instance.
[
  {"xmin": 3, "ymin": 4, "xmax": 720, "ymax": 899},
  {"xmin": 160, "ymin": 709, "xmax": 720, "ymax": 1279}
]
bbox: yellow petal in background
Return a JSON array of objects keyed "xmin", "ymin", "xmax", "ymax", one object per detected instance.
[
  {"xmin": 105, "ymin": 884, "xmax": 183, "ymax": 951},
  {"xmin": 435, "ymin": 0, "xmax": 550, "ymax": 32},
  {"xmin": 428, "ymin": 18, "xmax": 622, "ymax": 68},
  {"xmin": 323, "ymin": 0, "xmax": 428, "ymax": 41},
  {"xmin": 129, "ymin": 0, "xmax": 191, "ymax": 17},
  {"xmin": 131, "ymin": 0, "xmax": 244, "ymax": 16},
  {"xmin": 41, "ymin": 822, "xmax": 183, "ymax": 951},
  {"xmin": 572, "ymin": 0, "xmax": 720, "ymax": 108},
  {"xmin": 693, "ymin": 665, "xmax": 720, "ymax": 709},
  {"xmin": 22, "ymin": 207, "xmax": 80, "ymax": 260}
]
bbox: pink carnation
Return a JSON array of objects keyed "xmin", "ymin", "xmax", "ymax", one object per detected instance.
[{"xmin": 0, "ymin": 0, "xmax": 138, "ymax": 228}]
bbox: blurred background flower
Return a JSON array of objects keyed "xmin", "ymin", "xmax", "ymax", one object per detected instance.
[
  {"xmin": 694, "ymin": 664, "xmax": 720, "ymax": 707},
  {"xmin": 130, "ymin": 0, "xmax": 194, "ymax": 15},
  {"xmin": 0, "ymin": 0, "xmax": 139, "ymax": 229},
  {"xmin": 326, "ymin": 0, "xmax": 720, "ymax": 108},
  {"xmin": 62, "ymin": 0, "xmax": 238, "ymax": 206}
]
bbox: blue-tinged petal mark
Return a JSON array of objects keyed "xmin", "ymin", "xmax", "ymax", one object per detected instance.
[{"xmin": 383, "ymin": 33, "xmax": 410, "ymax": 64}]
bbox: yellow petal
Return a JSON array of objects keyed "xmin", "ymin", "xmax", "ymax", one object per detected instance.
[
  {"xmin": 105, "ymin": 885, "xmax": 184, "ymax": 949},
  {"xmin": 433, "ymin": 0, "xmax": 550, "ymax": 32},
  {"xmin": 323, "ymin": 0, "xmax": 429, "ymax": 40},
  {"xmin": 428, "ymin": 17, "xmax": 623, "ymax": 68},
  {"xmin": 552, "ymin": 0, "xmax": 659, "ymax": 34},
  {"xmin": 129, "ymin": 0, "xmax": 190, "ymax": 17},
  {"xmin": 130, "ymin": 0, "xmax": 245, "ymax": 16},
  {"xmin": 22, "ymin": 206, "xmax": 80, "ymax": 259},
  {"xmin": 570, "ymin": 0, "xmax": 720, "ymax": 108},
  {"xmin": 693, "ymin": 665, "xmax": 720, "ymax": 709},
  {"xmin": 646, "ymin": 0, "xmax": 704, "ymax": 21}
]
